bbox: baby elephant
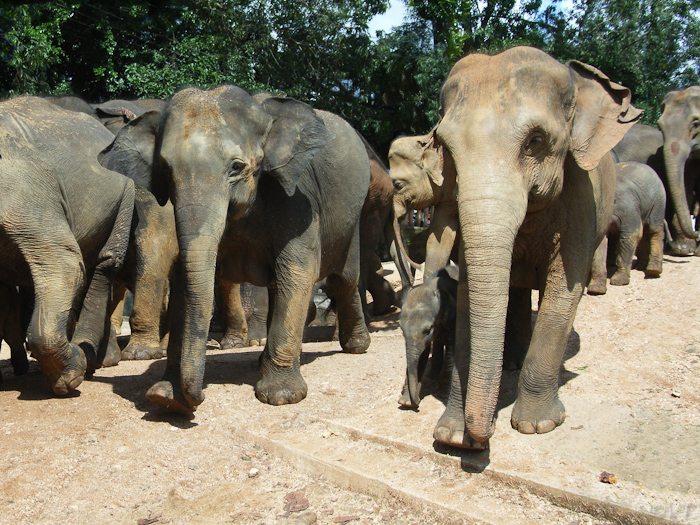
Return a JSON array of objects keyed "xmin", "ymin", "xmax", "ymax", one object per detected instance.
[
  {"xmin": 398, "ymin": 265, "xmax": 458, "ymax": 409},
  {"xmin": 589, "ymin": 161, "xmax": 666, "ymax": 294}
]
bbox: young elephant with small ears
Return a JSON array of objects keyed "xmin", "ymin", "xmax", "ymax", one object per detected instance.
[
  {"xmin": 433, "ymin": 47, "xmax": 641, "ymax": 448},
  {"xmin": 142, "ymin": 86, "xmax": 371, "ymax": 412}
]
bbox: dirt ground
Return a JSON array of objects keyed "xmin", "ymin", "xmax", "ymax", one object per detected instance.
[{"xmin": 1, "ymin": 253, "xmax": 699, "ymax": 525}]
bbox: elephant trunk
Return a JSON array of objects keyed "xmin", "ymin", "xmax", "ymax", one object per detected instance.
[
  {"xmin": 405, "ymin": 343, "xmax": 425, "ymax": 408},
  {"xmin": 664, "ymin": 141, "xmax": 699, "ymax": 240},
  {"xmin": 457, "ymin": 166, "xmax": 528, "ymax": 443},
  {"xmin": 175, "ymin": 202, "xmax": 226, "ymax": 408}
]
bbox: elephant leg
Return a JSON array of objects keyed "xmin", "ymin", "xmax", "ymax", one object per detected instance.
[
  {"xmin": 587, "ymin": 236, "xmax": 608, "ymax": 295},
  {"xmin": 219, "ymin": 279, "xmax": 248, "ymax": 350},
  {"xmin": 510, "ymin": 265, "xmax": 583, "ymax": 435},
  {"xmin": 246, "ymin": 285, "xmax": 269, "ymax": 347},
  {"xmin": 325, "ymin": 271, "xmax": 371, "ymax": 355},
  {"xmin": 611, "ymin": 224, "xmax": 642, "ymax": 286},
  {"xmin": 121, "ymin": 272, "xmax": 168, "ymax": 360},
  {"xmin": 109, "ymin": 282, "xmax": 127, "ymax": 336},
  {"xmin": 645, "ymin": 225, "xmax": 664, "ymax": 276},
  {"xmin": 255, "ymin": 275, "xmax": 316, "ymax": 406},
  {"xmin": 72, "ymin": 190, "xmax": 133, "ymax": 370},
  {"xmin": 0, "ymin": 284, "xmax": 28, "ymax": 377},
  {"xmin": 366, "ymin": 268, "xmax": 397, "ymax": 316},
  {"xmin": 146, "ymin": 264, "xmax": 193, "ymax": 413},
  {"xmin": 23, "ymin": 238, "xmax": 88, "ymax": 395},
  {"xmin": 504, "ymin": 287, "xmax": 532, "ymax": 370}
]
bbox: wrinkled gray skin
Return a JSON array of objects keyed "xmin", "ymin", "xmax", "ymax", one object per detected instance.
[
  {"xmin": 0, "ymin": 283, "xmax": 28, "ymax": 381},
  {"xmin": 589, "ymin": 161, "xmax": 667, "ymax": 294},
  {"xmin": 142, "ymin": 86, "xmax": 371, "ymax": 412},
  {"xmin": 433, "ymin": 47, "xmax": 641, "ymax": 448},
  {"xmin": 398, "ymin": 265, "xmax": 458, "ymax": 409},
  {"xmin": 0, "ymin": 97, "xmax": 134, "ymax": 394},
  {"xmin": 613, "ymin": 114, "xmax": 700, "ymax": 255},
  {"xmin": 98, "ymin": 112, "xmax": 179, "ymax": 360}
]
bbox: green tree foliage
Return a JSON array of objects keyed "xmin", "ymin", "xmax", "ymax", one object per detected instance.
[
  {"xmin": 564, "ymin": 0, "xmax": 700, "ymax": 123},
  {"xmin": 1, "ymin": 0, "xmax": 699, "ymax": 149}
]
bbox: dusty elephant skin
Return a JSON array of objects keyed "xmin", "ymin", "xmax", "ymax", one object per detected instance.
[
  {"xmin": 143, "ymin": 86, "xmax": 371, "ymax": 413},
  {"xmin": 432, "ymin": 47, "xmax": 641, "ymax": 448},
  {"xmin": 588, "ymin": 161, "xmax": 667, "ymax": 295},
  {"xmin": 0, "ymin": 96, "xmax": 134, "ymax": 395}
]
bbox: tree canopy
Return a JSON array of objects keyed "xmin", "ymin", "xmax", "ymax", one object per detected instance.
[{"xmin": 1, "ymin": 0, "xmax": 699, "ymax": 153}]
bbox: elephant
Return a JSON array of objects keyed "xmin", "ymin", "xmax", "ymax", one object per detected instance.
[
  {"xmin": 613, "ymin": 117, "xmax": 700, "ymax": 256},
  {"xmin": 0, "ymin": 96, "xmax": 135, "ymax": 394},
  {"xmin": 92, "ymin": 99, "xmax": 146, "ymax": 134},
  {"xmin": 138, "ymin": 86, "xmax": 371, "ymax": 412},
  {"xmin": 389, "ymin": 132, "xmax": 459, "ymax": 279},
  {"xmin": 588, "ymin": 161, "xmax": 667, "ymax": 294},
  {"xmin": 357, "ymin": 135, "xmax": 415, "ymax": 318},
  {"xmin": 97, "ymin": 111, "xmax": 179, "ymax": 360},
  {"xmin": 432, "ymin": 47, "xmax": 641, "ymax": 448},
  {"xmin": 0, "ymin": 283, "xmax": 28, "ymax": 381},
  {"xmin": 398, "ymin": 265, "xmax": 458, "ymax": 409},
  {"xmin": 45, "ymin": 95, "xmax": 97, "ymax": 117}
]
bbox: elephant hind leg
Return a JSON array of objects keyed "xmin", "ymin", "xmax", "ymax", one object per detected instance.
[{"xmin": 325, "ymin": 272, "xmax": 370, "ymax": 354}]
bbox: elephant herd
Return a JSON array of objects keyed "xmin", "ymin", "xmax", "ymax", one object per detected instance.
[{"xmin": 0, "ymin": 46, "xmax": 698, "ymax": 450}]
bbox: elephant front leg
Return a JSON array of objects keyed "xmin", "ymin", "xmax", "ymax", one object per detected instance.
[
  {"xmin": 644, "ymin": 225, "xmax": 664, "ymax": 276},
  {"xmin": 325, "ymin": 272, "xmax": 371, "ymax": 354},
  {"xmin": 255, "ymin": 278, "xmax": 315, "ymax": 406},
  {"xmin": 510, "ymin": 268, "xmax": 582, "ymax": 434},
  {"xmin": 611, "ymin": 225, "xmax": 642, "ymax": 286}
]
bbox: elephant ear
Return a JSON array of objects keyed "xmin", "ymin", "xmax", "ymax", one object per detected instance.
[
  {"xmin": 568, "ymin": 60, "xmax": 643, "ymax": 171},
  {"xmin": 260, "ymin": 96, "xmax": 334, "ymax": 197},
  {"xmin": 420, "ymin": 126, "xmax": 444, "ymax": 186},
  {"xmin": 98, "ymin": 111, "xmax": 163, "ymax": 197}
]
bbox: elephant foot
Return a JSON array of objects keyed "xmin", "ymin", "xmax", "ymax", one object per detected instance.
[
  {"xmin": 220, "ymin": 333, "xmax": 248, "ymax": 350},
  {"xmin": 340, "ymin": 329, "xmax": 370, "ymax": 354},
  {"xmin": 433, "ymin": 413, "xmax": 487, "ymax": 450},
  {"xmin": 644, "ymin": 259, "xmax": 663, "ymax": 277},
  {"xmin": 255, "ymin": 354, "xmax": 308, "ymax": 405},
  {"xmin": 122, "ymin": 341, "xmax": 166, "ymax": 361},
  {"xmin": 586, "ymin": 279, "xmax": 607, "ymax": 295},
  {"xmin": 609, "ymin": 271, "xmax": 630, "ymax": 286},
  {"xmin": 249, "ymin": 338, "xmax": 266, "ymax": 347},
  {"xmin": 146, "ymin": 380, "xmax": 197, "ymax": 413},
  {"xmin": 510, "ymin": 395, "xmax": 565, "ymax": 435},
  {"xmin": 41, "ymin": 343, "xmax": 87, "ymax": 396},
  {"xmin": 11, "ymin": 350, "xmax": 29, "ymax": 376}
]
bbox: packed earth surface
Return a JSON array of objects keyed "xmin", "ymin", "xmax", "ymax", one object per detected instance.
[{"xmin": 1, "ymin": 254, "xmax": 699, "ymax": 525}]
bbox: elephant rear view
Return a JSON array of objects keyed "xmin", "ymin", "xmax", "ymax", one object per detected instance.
[{"xmin": 144, "ymin": 86, "xmax": 371, "ymax": 413}]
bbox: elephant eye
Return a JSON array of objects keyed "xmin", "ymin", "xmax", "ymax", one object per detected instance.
[
  {"xmin": 227, "ymin": 160, "xmax": 247, "ymax": 180},
  {"xmin": 524, "ymin": 131, "xmax": 546, "ymax": 156},
  {"xmin": 691, "ymin": 120, "xmax": 700, "ymax": 133},
  {"xmin": 422, "ymin": 327, "xmax": 432, "ymax": 336},
  {"xmin": 393, "ymin": 180, "xmax": 405, "ymax": 191}
]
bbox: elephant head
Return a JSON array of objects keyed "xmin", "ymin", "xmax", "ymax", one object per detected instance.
[
  {"xmin": 150, "ymin": 86, "xmax": 332, "ymax": 408},
  {"xmin": 657, "ymin": 86, "xmax": 700, "ymax": 241},
  {"xmin": 436, "ymin": 47, "xmax": 640, "ymax": 442},
  {"xmin": 388, "ymin": 131, "xmax": 450, "ymax": 220}
]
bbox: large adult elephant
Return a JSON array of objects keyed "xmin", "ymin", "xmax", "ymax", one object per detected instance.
[
  {"xmin": 143, "ymin": 86, "xmax": 371, "ymax": 412},
  {"xmin": 657, "ymin": 87, "xmax": 700, "ymax": 249},
  {"xmin": 0, "ymin": 96, "xmax": 134, "ymax": 394},
  {"xmin": 433, "ymin": 47, "xmax": 641, "ymax": 448}
]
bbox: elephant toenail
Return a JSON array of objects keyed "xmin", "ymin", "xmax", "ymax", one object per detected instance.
[{"xmin": 536, "ymin": 420, "xmax": 556, "ymax": 433}]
